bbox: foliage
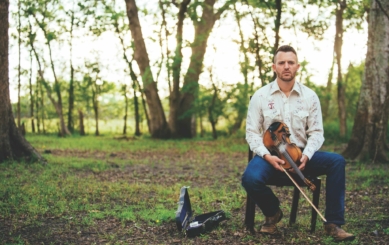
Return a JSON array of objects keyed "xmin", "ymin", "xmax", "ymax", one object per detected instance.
[
  {"xmin": 195, "ymin": 84, "xmax": 226, "ymax": 135},
  {"xmin": 344, "ymin": 62, "xmax": 364, "ymax": 120},
  {"xmin": 305, "ymin": 61, "xmax": 363, "ymax": 125}
]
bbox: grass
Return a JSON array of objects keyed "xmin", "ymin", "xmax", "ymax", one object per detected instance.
[{"xmin": 0, "ymin": 133, "xmax": 388, "ymax": 244}]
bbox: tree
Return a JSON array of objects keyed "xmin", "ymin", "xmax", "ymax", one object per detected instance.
[
  {"xmin": 62, "ymin": 3, "xmax": 80, "ymax": 133},
  {"xmin": 196, "ymin": 82, "xmax": 225, "ymax": 139},
  {"xmin": 168, "ymin": 0, "xmax": 191, "ymax": 138},
  {"xmin": 175, "ymin": 0, "xmax": 235, "ymax": 138},
  {"xmin": 121, "ymin": 84, "xmax": 129, "ymax": 135},
  {"xmin": 229, "ymin": 3, "xmax": 251, "ymax": 135},
  {"xmin": 322, "ymin": 0, "xmax": 367, "ymax": 121},
  {"xmin": 207, "ymin": 68, "xmax": 224, "ymax": 139},
  {"xmin": 26, "ymin": 0, "xmax": 71, "ymax": 136},
  {"xmin": 334, "ymin": 0, "xmax": 347, "ymax": 138},
  {"xmin": 106, "ymin": 4, "xmax": 143, "ymax": 136},
  {"xmin": 17, "ymin": 0, "xmax": 22, "ymax": 128},
  {"xmin": 246, "ymin": 1, "xmax": 277, "ymax": 86},
  {"xmin": 28, "ymin": 49, "xmax": 35, "ymax": 133},
  {"xmin": 343, "ymin": 0, "xmax": 389, "ymax": 163},
  {"xmin": 82, "ymin": 61, "xmax": 116, "ymax": 136},
  {"xmin": 125, "ymin": 0, "xmax": 234, "ymax": 138},
  {"xmin": 0, "ymin": 0, "xmax": 44, "ymax": 163},
  {"xmin": 124, "ymin": 0, "xmax": 170, "ymax": 138}
]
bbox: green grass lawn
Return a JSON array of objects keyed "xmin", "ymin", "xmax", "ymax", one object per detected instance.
[{"xmin": 0, "ymin": 134, "xmax": 388, "ymax": 244}]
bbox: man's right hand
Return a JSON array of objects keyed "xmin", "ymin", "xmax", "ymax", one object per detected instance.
[{"xmin": 263, "ymin": 154, "xmax": 285, "ymax": 172}]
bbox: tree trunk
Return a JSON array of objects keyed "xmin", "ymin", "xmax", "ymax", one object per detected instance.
[
  {"xmin": 35, "ymin": 77, "xmax": 41, "ymax": 133},
  {"xmin": 68, "ymin": 11, "xmax": 75, "ymax": 133},
  {"xmin": 112, "ymin": 19, "xmax": 143, "ymax": 136},
  {"xmin": 78, "ymin": 110, "xmax": 85, "ymax": 136},
  {"xmin": 39, "ymin": 76, "xmax": 46, "ymax": 133},
  {"xmin": 273, "ymin": 0, "xmax": 282, "ymax": 54},
  {"xmin": 159, "ymin": 0, "xmax": 172, "ymax": 92},
  {"xmin": 0, "ymin": 0, "xmax": 45, "ymax": 163},
  {"xmin": 271, "ymin": 0, "xmax": 282, "ymax": 81},
  {"xmin": 29, "ymin": 50, "xmax": 35, "ymax": 133},
  {"xmin": 47, "ymin": 37, "xmax": 70, "ymax": 137},
  {"xmin": 68, "ymin": 67, "xmax": 75, "ymax": 133},
  {"xmin": 342, "ymin": 0, "xmax": 389, "ymax": 163},
  {"xmin": 199, "ymin": 114, "xmax": 204, "ymax": 137},
  {"xmin": 209, "ymin": 84, "xmax": 218, "ymax": 140},
  {"xmin": 335, "ymin": 0, "xmax": 347, "ymax": 137},
  {"xmin": 125, "ymin": 0, "xmax": 170, "ymax": 138},
  {"xmin": 168, "ymin": 0, "xmax": 191, "ymax": 137},
  {"xmin": 322, "ymin": 57, "xmax": 335, "ymax": 119},
  {"xmin": 31, "ymin": 15, "xmax": 70, "ymax": 137},
  {"xmin": 17, "ymin": 0, "xmax": 21, "ymax": 128},
  {"xmin": 28, "ymin": 20, "xmax": 70, "ymax": 136},
  {"xmin": 177, "ymin": 0, "xmax": 231, "ymax": 138},
  {"xmin": 92, "ymin": 86, "xmax": 99, "ymax": 136},
  {"xmin": 133, "ymin": 80, "xmax": 141, "ymax": 136},
  {"xmin": 122, "ymin": 84, "xmax": 128, "ymax": 135}
]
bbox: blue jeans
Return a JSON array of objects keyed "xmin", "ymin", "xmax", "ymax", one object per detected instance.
[{"xmin": 241, "ymin": 151, "xmax": 346, "ymax": 225}]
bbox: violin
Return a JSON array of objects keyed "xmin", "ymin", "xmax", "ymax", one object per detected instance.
[
  {"xmin": 263, "ymin": 121, "xmax": 316, "ymax": 191},
  {"xmin": 262, "ymin": 121, "xmax": 326, "ymax": 222}
]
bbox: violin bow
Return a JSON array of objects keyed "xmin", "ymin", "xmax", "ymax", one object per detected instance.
[{"xmin": 281, "ymin": 167, "xmax": 327, "ymax": 222}]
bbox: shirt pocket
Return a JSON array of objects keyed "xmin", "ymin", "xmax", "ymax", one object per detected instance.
[
  {"xmin": 263, "ymin": 109, "xmax": 281, "ymax": 124},
  {"xmin": 292, "ymin": 110, "xmax": 309, "ymax": 129}
]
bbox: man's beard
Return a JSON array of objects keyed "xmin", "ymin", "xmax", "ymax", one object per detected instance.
[{"xmin": 277, "ymin": 71, "xmax": 296, "ymax": 82}]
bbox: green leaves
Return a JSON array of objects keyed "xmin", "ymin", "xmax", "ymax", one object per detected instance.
[{"xmin": 46, "ymin": 31, "xmax": 56, "ymax": 42}]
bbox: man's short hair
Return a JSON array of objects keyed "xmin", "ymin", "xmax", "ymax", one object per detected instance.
[{"xmin": 273, "ymin": 45, "xmax": 298, "ymax": 63}]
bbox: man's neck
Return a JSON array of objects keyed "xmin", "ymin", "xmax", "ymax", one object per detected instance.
[{"xmin": 277, "ymin": 79, "xmax": 295, "ymax": 97}]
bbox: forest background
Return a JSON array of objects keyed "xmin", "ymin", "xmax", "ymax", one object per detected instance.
[
  {"xmin": 2, "ymin": 0, "xmax": 389, "ymax": 244},
  {"xmin": 9, "ymin": 0, "xmax": 370, "ymax": 142}
]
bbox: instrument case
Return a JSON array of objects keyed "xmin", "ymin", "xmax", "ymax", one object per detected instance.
[{"xmin": 175, "ymin": 186, "xmax": 226, "ymax": 237}]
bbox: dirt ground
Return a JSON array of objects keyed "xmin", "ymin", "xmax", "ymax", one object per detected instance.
[{"xmin": 1, "ymin": 144, "xmax": 389, "ymax": 245}]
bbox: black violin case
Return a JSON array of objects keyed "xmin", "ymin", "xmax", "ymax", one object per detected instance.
[{"xmin": 175, "ymin": 186, "xmax": 226, "ymax": 237}]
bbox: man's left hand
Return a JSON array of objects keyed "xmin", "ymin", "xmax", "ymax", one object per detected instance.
[{"xmin": 298, "ymin": 154, "xmax": 309, "ymax": 171}]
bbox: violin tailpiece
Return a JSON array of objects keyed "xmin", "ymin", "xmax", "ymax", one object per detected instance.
[{"xmin": 304, "ymin": 178, "xmax": 316, "ymax": 192}]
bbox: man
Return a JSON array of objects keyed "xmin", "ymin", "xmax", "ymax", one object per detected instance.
[{"xmin": 241, "ymin": 45, "xmax": 355, "ymax": 242}]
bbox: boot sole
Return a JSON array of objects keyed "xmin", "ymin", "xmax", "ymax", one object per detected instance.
[
  {"xmin": 259, "ymin": 210, "xmax": 283, "ymax": 234},
  {"xmin": 335, "ymin": 235, "xmax": 355, "ymax": 242}
]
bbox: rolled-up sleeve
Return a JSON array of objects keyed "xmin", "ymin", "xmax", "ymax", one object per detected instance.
[
  {"xmin": 245, "ymin": 93, "xmax": 271, "ymax": 158},
  {"xmin": 302, "ymin": 93, "xmax": 325, "ymax": 159}
]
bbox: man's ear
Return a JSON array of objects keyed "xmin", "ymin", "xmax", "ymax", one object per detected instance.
[{"xmin": 272, "ymin": 63, "xmax": 276, "ymax": 72}]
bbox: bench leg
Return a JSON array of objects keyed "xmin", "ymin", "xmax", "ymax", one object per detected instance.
[
  {"xmin": 310, "ymin": 178, "xmax": 321, "ymax": 233},
  {"xmin": 245, "ymin": 195, "xmax": 256, "ymax": 233},
  {"xmin": 290, "ymin": 186, "xmax": 300, "ymax": 225}
]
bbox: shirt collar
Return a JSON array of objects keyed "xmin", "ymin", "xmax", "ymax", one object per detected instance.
[{"xmin": 270, "ymin": 80, "xmax": 302, "ymax": 96}]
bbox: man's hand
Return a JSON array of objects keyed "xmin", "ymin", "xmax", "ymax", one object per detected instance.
[
  {"xmin": 298, "ymin": 154, "xmax": 309, "ymax": 171},
  {"xmin": 286, "ymin": 154, "xmax": 309, "ymax": 173},
  {"xmin": 263, "ymin": 154, "xmax": 285, "ymax": 172}
]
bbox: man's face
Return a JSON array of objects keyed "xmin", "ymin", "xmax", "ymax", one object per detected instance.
[{"xmin": 272, "ymin": 51, "xmax": 300, "ymax": 82}]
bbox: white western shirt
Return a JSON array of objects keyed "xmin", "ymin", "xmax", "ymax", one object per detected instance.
[{"xmin": 246, "ymin": 80, "xmax": 324, "ymax": 160}]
